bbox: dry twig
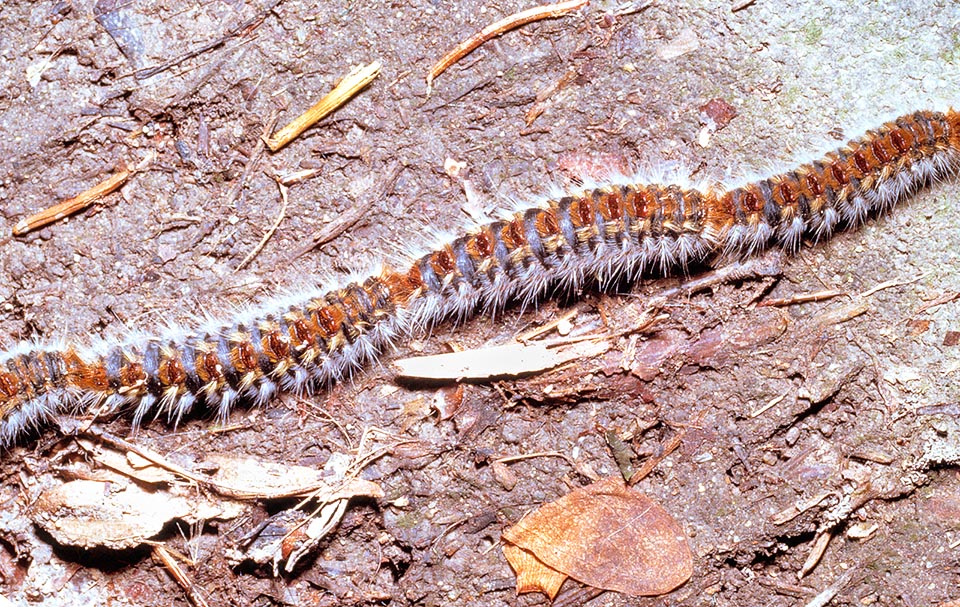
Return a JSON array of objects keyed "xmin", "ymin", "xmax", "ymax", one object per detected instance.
[
  {"xmin": 799, "ymin": 530, "xmax": 833, "ymax": 579},
  {"xmin": 758, "ymin": 289, "xmax": 843, "ymax": 307},
  {"xmin": 426, "ymin": 0, "xmax": 588, "ymax": 91},
  {"xmin": 153, "ymin": 544, "xmax": 210, "ymax": 607},
  {"xmin": 225, "ymin": 109, "xmax": 280, "ymax": 208},
  {"xmin": 802, "ymin": 566, "xmax": 859, "ymax": 607},
  {"xmin": 291, "ymin": 161, "xmax": 403, "ymax": 259},
  {"xmin": 234, "ymin": 175, "xmax": 289, "ymax": 271},
  {"xmin": 12, "ymin": 153, "xmax": 154, "ymax": 236},
  {"xmin": 627, "ymin": 429, "xmax": 684, "ymax": 484},
  {"xmin": 265, "ymin": 61, "xmax": 382, "ymax": 151},
  {"xmin": 79, "ymin": 426, "xmax": 338, "ymax": 500},
  {"xmin": 13, "ymin": 170, "xmax": 130, "ymax": 236},
  {"xmin": 493, "ymin": 450, "xmax": 598, "ymax": 480},
  {"xmin": 132, "ymin": 0, "xmax": 280, "ymax": 80}
]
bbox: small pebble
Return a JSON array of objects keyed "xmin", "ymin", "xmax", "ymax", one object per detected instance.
[{"xmin": 500, "ymin": 418, "xmax": 530, "ymax": 444}]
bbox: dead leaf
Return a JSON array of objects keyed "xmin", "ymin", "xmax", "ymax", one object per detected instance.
[
  {"xmin": 502, "ymin": 543, "xmax": 567, "ymax": 598},
  {"xmin": 31, "ymin": 479, "xmax": 242, "ymax": 550},
  {"xmin": 502, "ymin": 477, "xmax": 692, "ymax": 598},
  {"xmin": 433, "ymin": 385, "xmax": 464, "ymax": 420},
  {"xmin": 31, "ymin": 448, "xmax": 382, "ymax": 556},
  {"xmin": 228, "ymin": 499, "xmax": 352, "ymax": 575}
]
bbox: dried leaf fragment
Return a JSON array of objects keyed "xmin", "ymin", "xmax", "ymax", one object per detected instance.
[
  {"xmin": 228, "ymin": 499, "xmax": 352, "ymax": 575},
  {"xmin": 32, "ymin": 479, "xmax": 242, "ymax": 550},
  {"xmin": 502, "ymin": 477, "xmax": 692, "ymax": 598},
  {"xmin": 502, "ymin": 543, "xmax": 567, "ymax": 598}
]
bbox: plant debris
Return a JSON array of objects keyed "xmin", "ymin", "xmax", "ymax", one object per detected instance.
[{"xmin": 501, "ymin": 477, "xmax": 693, "ymax": 599}]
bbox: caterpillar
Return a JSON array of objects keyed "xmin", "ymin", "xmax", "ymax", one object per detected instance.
[{"xmin": 1, "ymin": 109, "xmax": 958, "ymax": 448}]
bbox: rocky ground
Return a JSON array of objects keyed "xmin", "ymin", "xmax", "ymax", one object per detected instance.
[{"xmin": 1, "ymin": 1, "xmax": 959, "ymax": 605}]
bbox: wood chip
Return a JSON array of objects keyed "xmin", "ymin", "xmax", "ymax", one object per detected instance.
[
  {"xmin": 393, "ymin": 339, "xmax": 609, "ymax": 381},
  {"xmin": 12, "ymin": 152, "xmax": 153, "ymax": 236},
  {"xmin": 265, "ymin": 60, "xmax": 381, "ymax": 151}
]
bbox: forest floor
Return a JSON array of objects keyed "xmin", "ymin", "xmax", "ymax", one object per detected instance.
[{"xmin": 1, "ymin": 1, "xmax": 959, "ymax": 606}]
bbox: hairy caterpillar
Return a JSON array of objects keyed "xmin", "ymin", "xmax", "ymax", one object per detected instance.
[{"xmin": 1, "ymin": 109, "xmax": 958, "ymax": 447}]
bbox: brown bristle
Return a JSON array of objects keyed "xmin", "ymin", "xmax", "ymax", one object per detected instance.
[
  {"xmin": 263, "ymin": 331, "xmax": 290, "ymax": 362},
  {"xmin": 804, "ymin": 171, "xmax": 824, "ymax": 197},
  {"xmin": 0, "ymin": 399, "xmax": 17, "ymax": 418},
  {"xmin": 660, "ymin": 185, "xmax": 683, "ymax": 221},
  {"xmin": 430, "ymin": 247, "xmax": 457, "ymax": 278},
  {"xmin": 231, "ymin": 342, "xmax": 258, "ymax": 373},
  {"xmin": 363, "ymin": 277, "xmax": 392, "ymax": 314},
  {"xmin": 535, "ymin": 208, "xmax": 561, "ymax": 238},
  {"xmin": 501, "ymin": 218, "xmax": 526, "ymax": 249},
  {"xmin": 118, "ymin": 362, "xmax": 146, "ymax": 389},
  {"xmin": 889, "ymin": 127, "xmax": 910, "ymax": 154},
  {"xmin": 774, "ymin": 180, "xmax": 796, "ymax": 208},
  {"xmin": 340, "ymin": 292, "xmax": 363, "ymax": 323},
  {"xmin": 405, "ymin": 265, "xmax": 425, "ymax": 290},
  {"xmin": 929, "ymin": 113, "xmax": 947, "ymax": 140},
  {"xmin": 195, "ymin": 352, "xmax": 222, "ymax": 383},
  {"xmin": 871, "ymin": 137, "xmax": 892, "ymax": 163},
  {"xmin": 468, "ymin": 229, "xmax": 494, "ymax": 259},
  {"xmin": 741, "ymin": 188, "xmax": 762, "ymax": 213},
  {"xmin": 596, "ymin": 190, "xmax": 622, "ymax": 221},
  {"xmin": 636, "ymin": 188, "xmax": 657, "ymax": 220},
  {"xmin": 381, "ymin": 267, "xmax": 421, "ymax": 305},
  {"xmin": 620, "ymin": 186, "xmax": 642, "ymax": 219},
  {"xmin": 67, "ymin": 352, "xmax": 108, "ymax": 392},
  {"xmin": 715, "ymin": 191, "xmax": 736, "ymax": 219},
  {"xmin": 830, "ymin": 161, "xmax": 850, "ymax": 186},
  {"xmin": 697, "ymin": 191, "xmax": 725, "ymax": 223},
  {"xmin": 904, "ymin": 116, "xmax": 928, "ymax": 149},
  {"xmin": 315, "ymin": 306, "xmax": 344, "ymax": 338},
  {"xmin": 289, "ymin": 318, "xmax": 315, "ymax": 347},
  {"xmin": 0, "ymin": 372, "xmax": 19, "ymax": 400},
  {"xmin": 851, "ymin": 150, "xmax": 871, "ymax": 175},
  {"xmin": 947, "ymin": 109, "xmax": 960, "ymax": 149},
  {"xmin": 158, "ymin": 357, "xmax": 187, "ymax": 387},
  {"xmin": 569, "ymin": 196, "xmax": 593, "ymax": 228},
  {"xmin": 681, "ymin": 189, "xmax": 703, "ymax": 222}
]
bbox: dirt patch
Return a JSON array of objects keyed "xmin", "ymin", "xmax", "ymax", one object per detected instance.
[{"xmin": 1, "ymin": 1, "xmax": 959, "ymax": 606}]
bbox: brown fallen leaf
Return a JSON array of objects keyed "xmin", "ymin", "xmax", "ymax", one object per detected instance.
[
  {"xmin": 502, "ymin": 477, "xmax": 692, "ymax": 599},
  {"xmin": 502, "ymin": 543, "xmax": 567, "ymax": 598}
]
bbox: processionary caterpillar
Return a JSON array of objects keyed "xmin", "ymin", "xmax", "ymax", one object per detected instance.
[{"xmin": 1, "ymin": 109, "xmax": 958, "ymax": 447}]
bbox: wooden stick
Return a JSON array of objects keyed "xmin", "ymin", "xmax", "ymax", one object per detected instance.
[
  {"xmin": 234, "ymin": 175, "xmax": 288, "ymax": 272},
  {"xmin": 13, "ymin": 169, "xmax": 131, "ymax": 236},
  {"xmin": 264, "ymin": 60, "xmax": 382, "ymax": 152},
  {"xmin": 12, "ymin": 152, "xmax": 154, "ymax": 236},
  {"xmin": 291, "ymin": 161, "xmax": 403, "ymax": 259},
  {"xmin": 757, "ymin": 289, "xmax": 843, "ymax": 307},
  {"xmin": 426, "ymin": 0, "xmax": 588, "ymax": 91},
  {"xmin": 153, "ymin": 544, "xmax": 210, "ymax": 607}
]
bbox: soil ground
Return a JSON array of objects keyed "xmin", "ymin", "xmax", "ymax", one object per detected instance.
[{"xmin": 1, "ymin": 1, "xmax": 959, "ymax": 606}]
